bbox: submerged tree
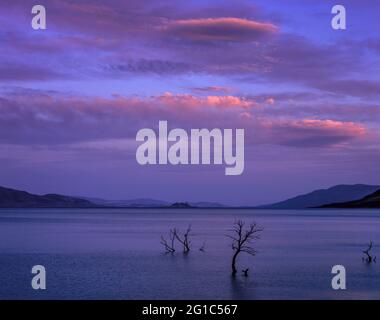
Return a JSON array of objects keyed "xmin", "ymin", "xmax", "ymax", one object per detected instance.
[
  {"xmin": 363, "ymin": 241, "xmax": 376, "ymax": 263},
  {"xmin": 227, "ymin": 220, "xmax": 263, "ymax": 276},
  {"xmin": 174, "ymin": 225, "xmax": 192, "ymax": 253},
  {"xmin": 160, "ymin": 229, "xmax": 176, "ymax": 254}
]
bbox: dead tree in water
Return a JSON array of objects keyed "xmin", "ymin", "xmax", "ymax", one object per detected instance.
[
  {"xmin": 174, "ymin": 225, "xmax": 192, "ymax": 253},
  {"xmin": 242, "ymin": 268, "xmax": 249, "ymax": 277},
  {"xmin": 363, "ymin": 241, "xmax": 376, "ymax": 263},
  {"xmin": 160, "ymin": 229, "xmax": 176, "ymax": 254},
  {"xmin": 227, "ymin": 220, "xmax": 263, "ymax": 276}
]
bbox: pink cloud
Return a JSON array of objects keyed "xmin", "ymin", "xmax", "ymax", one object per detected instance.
[
  {"xmin": 261, "ymin": 119, "xmax": 366, "ymax": 147},
  {"xmin": 0, "ymin": 89, "xmax": 369, "ymax": 149},
  {"xmin": 165, "ymin": 17, "xmax": 278, "ymax": 42},
  {"xmin": 156, "ymin": 92, "xmax": 255, "ymax": 109}
]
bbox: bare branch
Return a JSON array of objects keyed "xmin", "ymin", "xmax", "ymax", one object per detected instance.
[
  {"xmin": 173, "ymin": 225, "xmax": 192, "ymax": 253},
  {"xmin": 363, "ymin": 241, "xmax": 375, "ymax": 263},
  {"xmin": 160, "ymin": 229, "xmax": 176, "ymax": 254}
]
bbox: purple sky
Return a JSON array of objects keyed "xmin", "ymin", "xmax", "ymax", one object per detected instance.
[{"xmin": 0, "ymin": 0, "xmax": 380, "ymax": 206}]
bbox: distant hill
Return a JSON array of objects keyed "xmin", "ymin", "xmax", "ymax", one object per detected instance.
[
  {"xmin": 320, "ymin": 189, "xmax": 380, "ymax": 208},
  {"xmin": 0, "ymin": 186, "xmax": 96, "ymax": 208},
  {"xmin": 259, "ymin": 184, "xmax": 380, "ymax": 209},
  {"xmin": 0, "ymin": 186, "xmax": 227, "ymax": 208},
  {"xmin": 84, "ymin": 197, "xmax": 225, "ymax": 208},
  {"xmin": 83, "ymin": 197, "xmax": 169, "ymax": 208},
  {"xmin": 169, "ymin": 202, "xmax": 193, "ymax": 208},
  {"xmin": 4, "ymin": 184, "xmax": 377, "ymax": 210},
  {"xmin": 190, "ymin": 202, "xmax": 226, "ymax": 208}
]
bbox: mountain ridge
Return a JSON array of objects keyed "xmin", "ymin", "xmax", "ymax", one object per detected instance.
[
  {"xmin": 319, "ymin": 189, "xmax": 380, "ymax": 208},
  {"xmin": 0, "ymin": 186, "xmax": 95, "ymax": 208},
  {"xmin": 258, "ymin": 184, "xmax": 380, "ymax": 209},
  {"xmin": 1, "ymin": 184, "xmax": 379, "ymax": 209},
  {"xmin": 0, "ymin": 186, "xmax": 226, "ymax": 208}
]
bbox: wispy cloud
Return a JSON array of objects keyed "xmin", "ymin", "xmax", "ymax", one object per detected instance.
[
  {"xmin": 0, "ymin": 89, "xmax": 369, "ymax": 150},
  {"xmin": 164, "ymin": 17, "xmax": 278, "ymax": 42}
]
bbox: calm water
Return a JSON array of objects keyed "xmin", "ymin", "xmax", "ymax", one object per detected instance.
[{"xmin": 0, "ymin": 208, "xmax": 379, "ymax": 300}]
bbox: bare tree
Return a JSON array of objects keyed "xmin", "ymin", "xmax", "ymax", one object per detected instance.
[
  {"xmin": 160, "ymin": 229, "xmax": 176, "ymax": 254},
  {"xmin": 227, "ymin": 220, "xmax": 263, "ymax": 276},
  {"xmin": 173, "ymin": 225, "xmax": 192, "ymax": 253},
  {"xmin": 363, "ymin": 241, "xmax": 376, "ymax": 263}
]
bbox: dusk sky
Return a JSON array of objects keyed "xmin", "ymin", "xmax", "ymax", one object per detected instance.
[{"xmin": 1, "ymin": 0, "xmax": 380, "ymax": 206}]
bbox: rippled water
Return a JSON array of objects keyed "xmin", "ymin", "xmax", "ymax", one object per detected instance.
[{"xmin": 0, "ymin": 208, "xmax": 379, "ymax": 300}]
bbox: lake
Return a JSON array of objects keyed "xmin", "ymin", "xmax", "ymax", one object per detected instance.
[{"xmin": 0, "ymin": 208, "xmax": 379, "ymax": 300}]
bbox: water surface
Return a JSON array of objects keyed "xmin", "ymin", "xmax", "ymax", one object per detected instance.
[{"xmin": 0, "ymin": 208, "xmax": 379, "ymax": 300}]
